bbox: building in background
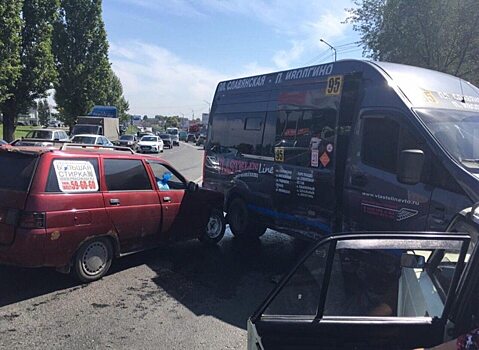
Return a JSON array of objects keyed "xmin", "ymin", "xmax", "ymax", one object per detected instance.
[
  {"xmin": 179, "ymin": 117, "xmax": 189, "ymax": 130},
  {"xmin": 202, "ymin": 113, "xmax": 209, "ymax": 124},
  {"xmin": 132, "ymin": 115, "xmax": 142, "ymax": 126}
]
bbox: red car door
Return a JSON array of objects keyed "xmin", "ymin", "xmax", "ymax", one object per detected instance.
[
  {"xmin": 148, "ymin": 160, "xmax": 208, "ymax": 240},
  {"xmin": 146, "ymin": 161, "xmax": 186, "ymax": 239},
  {"xmin": 102, "ymin": 158, "xmax": 162, "ymax": 252}
]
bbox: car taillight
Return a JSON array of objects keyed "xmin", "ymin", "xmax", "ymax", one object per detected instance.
[{"xmin": 19, "ymin": 211, "xmax": 46, "ymax": 229}]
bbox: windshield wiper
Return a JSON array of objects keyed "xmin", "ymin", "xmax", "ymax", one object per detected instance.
[{"xmin": 461, "ymin": 159, "xmax": 479, "ymax": 163}]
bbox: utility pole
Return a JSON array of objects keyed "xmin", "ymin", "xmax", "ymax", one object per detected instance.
[
  {"xmin": 320, "ymin": 38, "xmax": 337, "ymax": 62},
  {"xmin": 203, "ymin": 100, "xmax": 211, "ymax": 113}
]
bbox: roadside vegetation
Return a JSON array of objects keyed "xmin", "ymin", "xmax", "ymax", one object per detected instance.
[{"xmin": 0, "ymin": 125, "xmax": 36, "ymax": 140}]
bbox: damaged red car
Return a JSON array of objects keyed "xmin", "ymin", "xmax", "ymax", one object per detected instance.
[{"xmin": 0, "ymin": 144, "xmax": 225, "ymax": 282}]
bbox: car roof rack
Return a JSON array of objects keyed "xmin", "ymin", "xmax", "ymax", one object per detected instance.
[{"xmin": 60, "ymin": 143, "xmax": 135, "ymax": 154}]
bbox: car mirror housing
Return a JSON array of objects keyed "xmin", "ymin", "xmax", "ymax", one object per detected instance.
[
  {"xmin": 400, "ymin": 253, "xmax": 426, "ymax": 269},
  {"xmin": 187, "ymin": 181, "xmax": 199, "ymax": 192},
  {"xmin": 397, "ymin": 149, "xmax": 424, "ymax": 185}
]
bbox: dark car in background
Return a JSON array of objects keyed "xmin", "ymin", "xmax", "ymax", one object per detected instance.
[
  {"xmin": 179, "ymin": 130, "xmax": 187, "ymax": 141},
  {"xmin": 159, "ymin": 133, "xmax": 173, "ymax": 149},
  {"xmin": 117, "ymin": 134, "xmax": 138, "ymax": 148},
  {"xmin": 187, "ymin": 133, "xmax": 196, "ymax": 142},
  {"xmin": 195, "ymin": 134, "xmax": 206, "ymax": 146}
]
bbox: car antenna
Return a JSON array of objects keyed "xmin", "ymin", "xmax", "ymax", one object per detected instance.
[{"xmin": 459, "ymin": 77, "xmax": 466, "ymax": 103}]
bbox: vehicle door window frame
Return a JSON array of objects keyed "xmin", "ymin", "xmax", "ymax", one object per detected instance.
[
  {"xmin": 103, "ymin": 158, "xmax": 153, "ymax": 192},
  {"xmin": 360, "ymin": 114, "xmax": 401, "ymax": 174},
  {"xmin": 359, "ymin": 110, "xmax": 432, "ymax": 178},
  {"xmin": 146, "ymin": 161, "xmax": 187, "ymax": 191},
  {"xmin": 252, "ymin": 233, "xmax": 470, "ymax": 325}
]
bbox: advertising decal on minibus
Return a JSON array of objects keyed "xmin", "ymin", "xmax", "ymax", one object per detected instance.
[
  {"xmin": 361, "ymin": 192, "xmax": 420, "ymax": 221},
  {"xmin": 53, "ymin": 160, "xmax": 99, "ymax": 192}
]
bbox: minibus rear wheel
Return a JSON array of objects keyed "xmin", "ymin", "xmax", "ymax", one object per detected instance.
[
  {"xmin": 228, "ymin": 198, "xmax": 266, "ymax": 239},
  {"xmin": 73, "ymin": 237, "xmax": 113, "ymax": 283}
]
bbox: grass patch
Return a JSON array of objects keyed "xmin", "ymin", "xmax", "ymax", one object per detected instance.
[
  {"xmin": 0, "ymin": 124, "xmax": 37, "ymax": 140},
  {"xmin": 126, "ymin": 125, "xmax": 138, "ymax": 135}
]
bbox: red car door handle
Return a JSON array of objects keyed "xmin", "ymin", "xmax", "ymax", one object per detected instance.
[
  {"xmin": 110, "ymin": 198, "xmax": 121, "ymax": 205},
  {"xmin": 163, "ymin": 196, "xmax": 171, "ymax": 202}
]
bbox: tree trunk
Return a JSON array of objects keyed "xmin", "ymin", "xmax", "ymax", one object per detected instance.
[{"xmin": 2, "ymin": 99, "xmax": 17, "ymax": 143}]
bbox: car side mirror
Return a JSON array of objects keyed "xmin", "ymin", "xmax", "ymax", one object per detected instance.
[
  {"xmin": 187, "ymin": 181, "xmax": 199, "ymax": 192},
  {"xmin": 401, "ymin": 253, "xmax": 426, "ymax": 269},
  {"xmin": 397, "ymin": 149, "xmax": 424, "ymax": 185}
]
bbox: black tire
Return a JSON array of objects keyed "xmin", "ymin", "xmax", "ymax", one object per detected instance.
[
  {"xmin": 199, "ymin": 208, "xmax": 226, "ymax": 245},
  {"xmin": 228, "ymin": 198, "xmax": 266, "ymax": 239},
  {"xmin": 73, "ymin": 237, "xmax": 113, "ymax": 283}
]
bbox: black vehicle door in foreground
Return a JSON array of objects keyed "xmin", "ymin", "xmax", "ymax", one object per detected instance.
[{"xmin": 248, "ymin": 232, "xmax": 471, "ymax": 350}]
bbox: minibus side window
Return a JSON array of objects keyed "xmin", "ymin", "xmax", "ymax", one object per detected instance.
[
  {"xmin": 361, "ymin": 117, "xmax": 399, "ymax": 173},
  {"xmin": 261, "ymin": 111, "xmax": 278, "ymax": 157},
  {"xmin": 275, "ymin": 109, "xmax": 336, "ymax": 168},
  {"xmin": 209, "ymin": 112, "xmax": 265, "ymax": 156}
]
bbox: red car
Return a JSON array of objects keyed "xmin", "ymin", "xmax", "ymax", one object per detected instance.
[{"xmin": 0, "ymin": 144, "xmax": 225, "ymax": 282}]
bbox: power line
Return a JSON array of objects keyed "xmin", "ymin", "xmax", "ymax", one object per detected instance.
[{"xmin": 302, "ymin": 40, "xmax": 363, "ymax": 66}]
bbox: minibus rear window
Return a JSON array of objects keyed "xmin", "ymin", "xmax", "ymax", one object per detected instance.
[{"xmin": 0, "ymin": 152, "xmax": 38, "ymax": 191}]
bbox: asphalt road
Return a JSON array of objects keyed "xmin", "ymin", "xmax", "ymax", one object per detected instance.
[
  {"xmin": 0, "ymin": 142, "xmax": 312, "ymax": 350},
  {"xmin": 158, "ymin": 141, "xmax": 205, "ymax": 183}
]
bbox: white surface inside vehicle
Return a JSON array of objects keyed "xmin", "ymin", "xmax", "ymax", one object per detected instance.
[{"xmin": 397, "ymin": 265, "xmax": 444, "ymax": 317}]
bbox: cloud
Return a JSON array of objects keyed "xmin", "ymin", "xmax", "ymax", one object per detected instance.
[
  {"xmin": 110, "ymin": 41, "xmax": 227, "ymax": 117},
  {"xmin": 115, "ymin": 0, "xmax": 206, "ymax": 18},
  {"xmin": 106, "ymin": 1, "xmax": 361, "ymax": 116},
  {"xmin": 273, "ymin": 41, "xmax": 305, "ymax": 69},
  {"xmin": 110, "ymin": 41, "xmax": 282, "ymax": 117}
]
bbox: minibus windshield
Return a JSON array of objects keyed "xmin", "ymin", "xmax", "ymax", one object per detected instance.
[{"xmin": 416, "ymin": 108, "xmax": 479, "ymax": 165}]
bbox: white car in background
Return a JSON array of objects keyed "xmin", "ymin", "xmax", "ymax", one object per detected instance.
[
  {"xmin": 70, "ymin": 134, "xmax": 113, "ymax": 146},
  {"xmin": 137, "ymin": 135, "xmax": 164, "ymax": 153}
]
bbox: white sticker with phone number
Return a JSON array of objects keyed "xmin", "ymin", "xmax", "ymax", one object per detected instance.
[{"xmin": 53, "ymin": 160, "xmax": 99, "ymax": 192}]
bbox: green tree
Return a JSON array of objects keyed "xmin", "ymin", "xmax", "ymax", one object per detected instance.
[
  {"xmin": 53, "ymin": 0, "xmax": 111, "ymax": 128},
  {"xmin": 165, "ymin": 116, "xmax": 179, "ymax": 128},
  {"xmin": 105, "ymin": 70, "xmax": 129, "ymax": 124},
  {"xmin": 0, "ymin": 2, "xmax": 22, "ymax": 106},
  {"xmin": 0, "ymin": 0, "xmax": 58, "ymax": 142},
  {"xmin": 347, "ymin": 0, "xmax": 479, "ymax": 85},
  {"xmin": 37, "ymin": 99, "xmax": 51, "ymax": 126}
]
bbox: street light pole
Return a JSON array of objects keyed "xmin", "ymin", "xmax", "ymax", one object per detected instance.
[
  {"xmin": 203, "ymin": 100, "xmax": 211, "ymax": 113},
  {"xmin": 320, "ymin": 38, "xmax": 337, "ymax": 62}
]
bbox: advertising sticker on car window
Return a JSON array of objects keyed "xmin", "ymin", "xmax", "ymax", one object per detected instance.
[{"xmin": 53, "ymin": 160, "xmax": 99, "ymax": 192}]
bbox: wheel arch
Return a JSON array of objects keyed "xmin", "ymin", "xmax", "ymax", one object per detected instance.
[{"xmin": 74, "ymin": 231, "xmax": 121, "ymax": 260}]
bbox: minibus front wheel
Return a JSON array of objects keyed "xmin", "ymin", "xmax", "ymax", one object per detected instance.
[{"xmin": 228, "ymin": 198, "xmax": 266, "ymax": 239}]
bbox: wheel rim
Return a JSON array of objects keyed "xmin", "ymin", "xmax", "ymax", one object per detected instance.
[
  {"xmin": 206, "ymin": 215, "xmax": 222, "ymax": 239},
  {"xmin": 81, "ymin": 241, "xmax": 109, "ymax": 276}
]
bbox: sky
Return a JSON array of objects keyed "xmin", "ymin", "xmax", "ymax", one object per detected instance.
[{"xmin": 102, "ymin": 0, "xmax": 363, "ymax": 118}]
